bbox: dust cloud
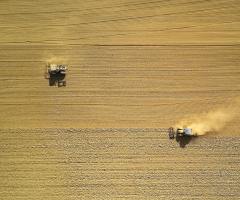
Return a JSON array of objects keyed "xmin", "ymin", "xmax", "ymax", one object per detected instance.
[
  {"xmin": 46, "ymin": 56, "xmax": 69, "ymax": 64},
  {"xmin": 176, "ymin": 99, "xmax": 240, "ymax": 135}
]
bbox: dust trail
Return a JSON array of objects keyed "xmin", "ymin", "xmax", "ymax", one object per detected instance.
[
  {"xmin": 46, "ymin": 56, "xmax": 69, "ymax": 64},
  {"xmin": 176, "ymin": 99, "xmax": 240, "ymax": 135}
]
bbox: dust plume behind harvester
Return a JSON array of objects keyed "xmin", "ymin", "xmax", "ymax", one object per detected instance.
[
  {"xmin": 45, "ymin": 63, "xmax": 68, "ymax": 87},
  {"xmin": 174, "ymin": 100, "xmax": 240, "ymax": 136}
]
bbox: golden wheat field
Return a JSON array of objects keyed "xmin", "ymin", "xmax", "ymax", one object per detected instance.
[{"xmin": 0, "ymin": 0, "xmax": 240, "ymax": 199}]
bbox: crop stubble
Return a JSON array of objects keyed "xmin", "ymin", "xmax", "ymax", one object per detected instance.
[{"xmin": 0, "ymin": 128, "xmax": 240, "ymax": 199}]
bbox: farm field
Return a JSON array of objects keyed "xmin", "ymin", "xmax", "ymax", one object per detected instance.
[
  {"xmin": 1, "ymin": 45, "xmax": 240, "ymax": 130},
  {"xmin": 0, "ymin": 0, "xmax": 240, "ymax": 199},
  {"xmin": 0, "ymin": 128, "xmax": 239, "ymax": 200}
]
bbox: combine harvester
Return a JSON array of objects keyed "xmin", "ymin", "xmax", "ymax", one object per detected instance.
[
  {"xmin": 45, "ymin": 63, "xmax": 68, "ymax": 87},
  {"xmin": 168, "ymin": 127, "xmax": 198, "ymax": 139}
]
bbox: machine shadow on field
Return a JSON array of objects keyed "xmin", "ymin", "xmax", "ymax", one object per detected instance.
[
  {"xmin": 48, "ymin": 73, "xmax": 66, "ymax": 87},
  {"xmin": 176, "ymin": 135, "xmax": 198, "ymax": 148}
]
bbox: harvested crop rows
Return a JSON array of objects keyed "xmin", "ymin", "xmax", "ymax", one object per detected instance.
[{"xmin": 0, "ymin": 128, "xmax": 240, "ymax": 199}]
